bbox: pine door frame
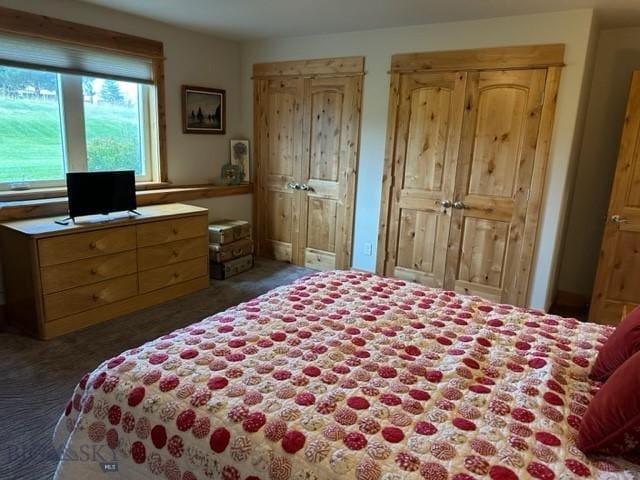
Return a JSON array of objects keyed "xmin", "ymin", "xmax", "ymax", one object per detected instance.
[
  {"xmin": 376, "ymin": 44, "xmax": 564, "ymax": 305},
  {"xmin": 253, "ymin": 56, "xmax": 364, "ymax": 269}
]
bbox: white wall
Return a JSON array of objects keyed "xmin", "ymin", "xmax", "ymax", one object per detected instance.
[
  {"xmin": 241, "ymin": 9, "xmax": 596, "ymax": 309},
  {"xmin": 557, "ymin": 26, "xmax": 640, "ymax": 298}
]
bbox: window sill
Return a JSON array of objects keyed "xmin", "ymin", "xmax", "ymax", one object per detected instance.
[
  {"xmin": 0, "ymin": 181, "xmax": 173, "ymax": 202},
  {"xmin": 0, "ymin": 183, "xmax": 253, "ymax": 222}
]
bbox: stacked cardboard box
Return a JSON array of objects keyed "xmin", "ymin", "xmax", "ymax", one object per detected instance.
[{"xmin": 208, "ymin": 219, "xmax": 254, "ymax": 280}]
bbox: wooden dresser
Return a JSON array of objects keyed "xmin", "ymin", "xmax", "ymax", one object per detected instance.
[{"xmin": 0, "ymin": 203, "xmax": 209, "ymax": 339}]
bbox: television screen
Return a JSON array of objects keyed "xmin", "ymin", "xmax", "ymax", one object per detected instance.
[{"xmin": 66, "ymin": 171, "xmax": 137, "ymax": 219}]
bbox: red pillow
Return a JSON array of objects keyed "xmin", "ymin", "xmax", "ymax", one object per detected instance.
[
  {"xmin": 590, "ymin": 306, "xmax": 640, "ymax": 381},
  {"xmin": 578, "ymin": 349, "xmax": 640, "ymax": 454}
]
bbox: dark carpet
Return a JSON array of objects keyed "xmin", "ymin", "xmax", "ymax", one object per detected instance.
[{"xmin": 0, "ymin": 258, "xmax": 312, "ymax": 480}]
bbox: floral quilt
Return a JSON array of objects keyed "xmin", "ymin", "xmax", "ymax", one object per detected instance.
[{"xmin": 53, "ymin": 270, "xmax": 640, "ymax": 479}]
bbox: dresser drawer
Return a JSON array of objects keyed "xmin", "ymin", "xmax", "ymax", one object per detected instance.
[
  {"xmin": 138, "ymin": 257, "xmax": 207, "ymax": 294},
  {"xmin": 137, "ymin": 215, "xmax": 207, "ymax": 247},
  {"xmin": 43, "ymin": 274, "xmax": 138, "ymax": 321},
  {"xmin": 138, "ymin": 236, "xmax": 208, "ymax": 271},
  {"xmin": 38, "ymin": 226, "xmax": 136, "ymax": 267},
  {"xmin": 40, "ymin": 250, "xmax": 137, "ymax": 294}
]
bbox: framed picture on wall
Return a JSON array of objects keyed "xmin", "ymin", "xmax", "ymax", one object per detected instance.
[
  {"xmin": 181, "ymin": 85, "xmax": 226, "ymax": 134},
  {"xmin": 230, "ymin": 139, "xmax": 250, "ymax": 182}
]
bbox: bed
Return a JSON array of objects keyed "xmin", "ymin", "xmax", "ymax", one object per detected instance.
[{"xmin": 52, "ymin": 270, "xmax": 638, "ymax": 479}]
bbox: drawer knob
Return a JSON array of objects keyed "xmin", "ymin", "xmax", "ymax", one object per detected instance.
[
  {"xmin": 173, "ymin": 272, "xmax": 179, "ymax": 279},
  {"xmin": 90, "ymin": 268, "xmax": 98, "ymax": 275},
  {"xmin": 172, "ymin": 228, "xmax": 179, "ymax": 235},
  {"xmin": 89, "ymin": 241, "xmax": 97, "ymax": 250},
  {"xmin": 172, "ymin": 250, "xmax": 179, "ymax": 257},
  {"xmin": 92, "ymin": 293, "xmax": 100, "ymax": 301}
]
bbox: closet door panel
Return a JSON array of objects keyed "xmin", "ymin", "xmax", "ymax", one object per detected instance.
[
  {"xmin": 255, "ymin": 78, "xmax": 304, "ymax": 263},
  {"xmin": 468, "ymin": 87, "xmax": 528, "ymax": 198},
  {"xmin": 448, "ymin": 69, "xmax": 546, "ymax": 304},
  {"xmin": 383, "ymin": 72, "xmax": 467, "ymax": 286},
  {"xmin": 300, "ymin": 76, "xmax": 361, "ymax": 270}
]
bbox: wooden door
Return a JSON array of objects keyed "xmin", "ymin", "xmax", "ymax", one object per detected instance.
[
  {"xmin": 378, "ymin": 46, "xmax": 563, "ymax": 306},
  {"xmin": 590, "ymin": 71, "xmax": 640, "ymax": 324},
  {"xmin": 254, "ymin": 78, "xmax": 304, "ymax": 263},
  {"xmin": 299, "ymin": 76, "xmax": 362, "ymax": 270},
  {"xmin": 254, "ymin": 57, "xmax": 364, "ymax": 270},
  {"xmin": 446, "ymin": 69, "xmax": 547, "ymax": 304},
  {"xmin": 379, "ymin": 72, "xmax": 467, "ymax": 286}
]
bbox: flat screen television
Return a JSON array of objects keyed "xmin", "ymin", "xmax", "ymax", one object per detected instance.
[{"xmin": 66, "ymin": 171, "xmax": 137, "ymax": 220}]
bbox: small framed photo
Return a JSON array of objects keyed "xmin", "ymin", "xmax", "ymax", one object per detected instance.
[
  {"xmin": 182, "ymin": 85, "xmax": 225, "ymax": 134},
  {"xmin": 230, "ymin": 139, "xmax": 250, "ymax": 182}
]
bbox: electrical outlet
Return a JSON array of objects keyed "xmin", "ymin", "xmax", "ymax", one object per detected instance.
[{"xmin": 363, "ymin": 242, "xmax": 373, "ymax": 256}]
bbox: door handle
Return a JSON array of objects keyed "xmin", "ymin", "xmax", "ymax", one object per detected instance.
[
  {"xmin": 287, "ymin": 182, "xmax": 300, "ymax": 190},
  {"xmin": 299, "ymin": 184, "xmax": 311, "ymax": 191},
  {"xmin": 436, "ymin": 199, "xmax": 452, "ymax": 209},
  {"xmin": 452, "ymin": 201, "xmax": 467, "ymax": 210},
  {"xmin": 610, "ymin": 214, "xmax": 628, "ymax": 224}
]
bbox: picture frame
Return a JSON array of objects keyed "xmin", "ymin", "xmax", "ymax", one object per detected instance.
[
  {"xmin": 229, "ymin": 139, "xmax": 250, "ymax": 182},
  {"xmin": 181, "ymin": 85, "xmax": 226, "ymax": 134}
]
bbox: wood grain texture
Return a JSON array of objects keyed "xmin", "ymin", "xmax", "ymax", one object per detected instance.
[
  {"xmin": 153, "ymin": 58, "xmax": 169, "ymax": 182},
  {"xmin": 301, "ymin": 75, "xmax": 362, "ymax": 269},
  {"xmin": 254, "ymin": 57, "xmax": 363, "ymax": 270},
  {"xmin": 138, "ymin": 236, "xmax": 208, "ymax": 271},
  {"xmin": 0, "ymin": 6, "xmax": 164, "ymax": 58},
  {"xmin": 0, "ymin": 184, "xmax": 252, "ymax": 222},
  {"xmin": 378, "ymin": 45, "xmax": 564, "ymax": 306},
  {"xmin": 378, "ymin": 71, "xmax": 467, "ymax": 287},
  {"xmin": 43, "ymin": 276, "xmax": 209, "ymax": 339},
  {"xmin": 0, "ymin": 204, "xmax": 209, "ymax": 339},
  {"xmin": 516, "ymin": 66, "xmax": 562, "ymax": 304},
  {"xmin": 591, "ymin": 71, "xmax": 640, "ymax": 324},
  {"xmin": 255, "ymin": 77, "xmax": 303, "ymax": 263},
  {"xmin": 253, "ymin": 56, "xmax": 364, "ymax": 78},
  {"xmin": 376, "ymin": 72, "xmax": 402, "ymax": 274},
  {"xmin": 391, "ymin": 44, "xmax": 564, "ymax": 73},
  {"xmin": 138, "ymin": 256, "xmax": 208, "ymax": 294},
  {"xmin": 43, "ymin": 274, "xmax": 138, "ymax": 322},
  {"xmin": 38, "ymin": 226, "xmax": 136, "ymax": 266},
  {"xmin": 136, "ymin": 215, "xmax": 208, "ymax": 247},
  {"xmin": 452, "ymin": 69, "xmax": 547, "ymax": 305},
  {"xmin": 40, "ymin": 250, "xmax": 137, "ymax": 294}
]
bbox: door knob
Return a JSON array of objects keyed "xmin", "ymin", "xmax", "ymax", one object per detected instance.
[
  {"xmin": 299, "ymin": 184, "xmax": 311, "ymax": 191},
  {"xmin": 287, "ymin": 182, "xmax": 300, "ymax": 190},
  {"xmin": 610, "ymin": 214, "xmax": 628, "ymax": 224},
  {"xmin": 436, "ymin": 200, "xmax": 452, "ymax": 209},
  {"xmin": 453, "ymin": 201, "xmax": 467, "ymax": 210}
]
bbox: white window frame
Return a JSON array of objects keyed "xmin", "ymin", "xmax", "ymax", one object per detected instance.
[{"xmin": 0, "ymin": 68, "xmax": 158, "ymax": 191}]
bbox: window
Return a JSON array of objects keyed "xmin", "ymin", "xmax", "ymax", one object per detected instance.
[
  {"xmin": 84, "ymin": 78, "xmax": 147, "ymax": 177},
  {"xmin": 0, "ymin": 66, "xmax": 157, "ymax": 189},
  {"xmin": 0, "ymin": 10, "xmax": 166, "ymax": 192},
  {"xmin": 0, "ymin": 66, "xmax": 65, "ymax": 186}
]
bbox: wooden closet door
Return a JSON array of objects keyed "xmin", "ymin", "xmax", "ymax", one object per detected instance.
[
  {"xmin": 298, "ymin": 76, "xmax": 362, "ymax": 270},
  {"xmin": 255, "ymin": 78, "xmax": 304, "ymax": 263},
  {"xmin": 446, "ymin": 69, "xmax": 547, "ymax": 304},
  {"xmin": 590, "ymin": 71, "xmax": 640, "ymax": 324},
  {"xmin": 381, "ymin": 72, "xmax": 467, "ymax": 286}
]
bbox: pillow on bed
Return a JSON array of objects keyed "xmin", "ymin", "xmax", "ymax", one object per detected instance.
[
  {"xmin": 578, "ymin": 349, "xmax": 640, "ymax": 455},
  {"xmin": 590, "ymin": 306, "xmax": 640, "ymax": 382}
]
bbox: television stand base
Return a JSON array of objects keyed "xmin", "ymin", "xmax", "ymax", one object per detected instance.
[{"xmin": 54, "ymin": 217, "xmax": 73, "ymax": 226}]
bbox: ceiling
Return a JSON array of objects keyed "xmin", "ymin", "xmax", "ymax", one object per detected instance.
[{"xmin": 80, "ymin": 0, "xmax": 640, "ymax": 41}]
